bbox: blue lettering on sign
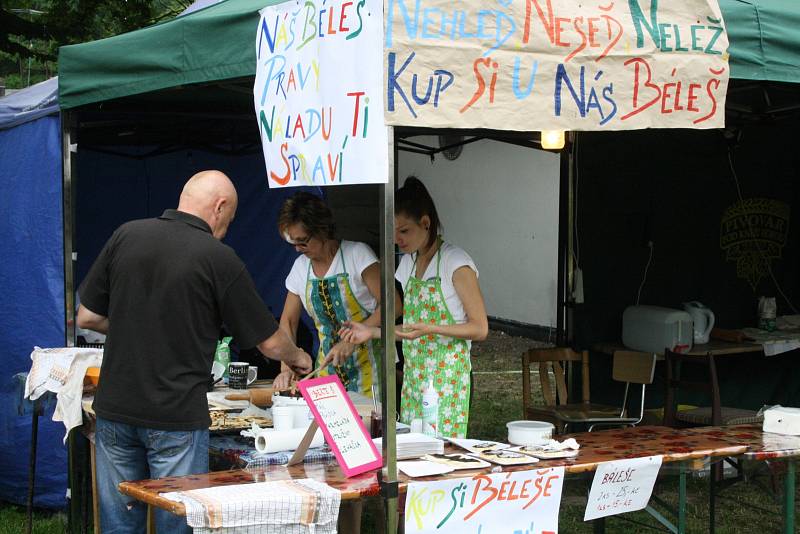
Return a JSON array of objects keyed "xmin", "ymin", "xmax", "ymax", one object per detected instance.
[
  {"xmin": 387, "ymin": 51, "xmax": 453, "ymax": 117},
  {"xmin": 554, "ymin": 64, "xmax": 616, "ymax": 126},
  {"xmin": 257, "ymin": 16, "xmax": 280, "ymax": 58},
  {"xmin": 385, "ymin": 1, "xmax": 515, "ymax": 56},
  {"xmin": 512, "ymin": 57, "xmax": 538, "ymax": 100}
]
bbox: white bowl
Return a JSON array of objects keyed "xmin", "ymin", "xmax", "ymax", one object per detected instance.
[{"xmin": 506, "ymin": 420, "xmax": 554, "ymax": 446}]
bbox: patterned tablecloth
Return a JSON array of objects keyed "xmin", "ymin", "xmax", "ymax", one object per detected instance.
[
  {"xmin": 120, "ymin": 424, "xmax": 800, "ymax": 517},
  {"xmin": 209, "ymin": 435, "xmax": 335, "ymax": 468}
]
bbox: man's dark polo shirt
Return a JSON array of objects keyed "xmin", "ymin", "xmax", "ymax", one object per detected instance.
[{"xmin": 79, "ymin": 209, "xmax": 278, "ymax": 430}]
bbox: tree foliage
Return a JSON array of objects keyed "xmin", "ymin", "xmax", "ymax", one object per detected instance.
[{"xmin": 0, "ymin": 0, "xmax": 192, "ymax": 88}]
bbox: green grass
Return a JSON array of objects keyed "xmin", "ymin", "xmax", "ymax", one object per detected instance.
[{"xmin": 0, "ymin": 503, "xmax": 66, "ymax": 534}]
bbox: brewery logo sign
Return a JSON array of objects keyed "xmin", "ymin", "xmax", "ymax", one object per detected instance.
[{"xmin": 720, "ymin": 198, "xmax": 790, "ymax": 290}]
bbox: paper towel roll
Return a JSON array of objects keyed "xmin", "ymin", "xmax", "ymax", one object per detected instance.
[{"xmin": 254, "ymin": 426, "xmax": 325, "ymax": 453}]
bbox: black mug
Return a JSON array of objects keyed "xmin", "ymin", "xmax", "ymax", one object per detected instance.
[{"xmin": 228, "ymin": 361, "xmax": 252, "ymax": 390}]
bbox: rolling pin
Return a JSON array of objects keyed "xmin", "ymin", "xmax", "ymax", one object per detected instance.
[{"xmin": 225, "ymin": 388, "xmax": 275, "ymax": 407}]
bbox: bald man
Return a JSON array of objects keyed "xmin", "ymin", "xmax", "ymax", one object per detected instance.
[{"xmin": 77, "ymin": 170, "xmax": 312, "ymax": 534}]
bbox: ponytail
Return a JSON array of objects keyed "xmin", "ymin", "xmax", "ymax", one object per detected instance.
[{"xmin": 396, "ymin": 176, "xmax": 441, "ymax": 249}]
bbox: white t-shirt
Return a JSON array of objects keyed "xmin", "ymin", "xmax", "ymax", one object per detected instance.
[
  {"xmin": 395, "ymin": 242, "xmax": 479, "ymax": 324},
  {"xmin": 285, "ymin": 240, "xmax": 379, "ymax": 313}
]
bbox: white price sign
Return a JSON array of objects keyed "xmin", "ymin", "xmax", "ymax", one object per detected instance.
[{"xmin": 584, "ymin": 455, "xmax": 663, "ymax": 521}]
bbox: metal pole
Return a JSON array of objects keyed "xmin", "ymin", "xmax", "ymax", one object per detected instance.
[
  {"xmin": 380, "ymin": 126, "xmax": 399, "ymax": 534},
  {"xmin": 62, "ymin": 111, "xmax": 76, "ymax": 347},
  {"xmin": 556, "ymin": 136, "xmax": 571, "ymax": 346},
  {"xmin": 784, "ymin": 459, "xmax": 795, "ymax": 534},
  {"xmin": 25, "ymin": 410, "xmax": 38, "ymax": 534},
  {"xmin": 678, "ymin": 464, "xmax": 686, "ymax": 534}
]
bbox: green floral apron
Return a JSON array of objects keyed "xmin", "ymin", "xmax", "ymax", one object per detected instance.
[
  {"xmin": 400, "ymin": 243, "xmax": 471, "ymax": 438},
  {"xmin": 305, "ymin": 246, "xmax": 381, "ymax": 397}
]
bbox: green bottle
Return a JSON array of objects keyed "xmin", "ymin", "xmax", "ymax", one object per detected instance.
[{"xmin": 214, "ymin": 337, "xmax": 232, "ymax": 383}]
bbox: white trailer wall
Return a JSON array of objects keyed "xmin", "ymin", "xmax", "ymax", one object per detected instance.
[{"xmin": 398, "ymin": 137, "xmax": 559, "ymax": 328}]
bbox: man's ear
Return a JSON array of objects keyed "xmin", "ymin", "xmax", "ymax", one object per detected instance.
[{"xmin": 214, "ymin": 198, "xmax": 226, "ymax": 215}]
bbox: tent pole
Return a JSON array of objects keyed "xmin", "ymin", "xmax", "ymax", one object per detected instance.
[
  {"xmin": 380, "ymin": 126, "xmax": 399, "ymax": 534},
  {"xmin": 565, "ymin": 132, "xmax": 576, "ymax": 346},
  {"xmin": 556, "ymin": 135, "xmax": 571, "ymax": 346},
  {"xmin": 61, "ymin": 111, "xmax": 76, "ymax": 348}
]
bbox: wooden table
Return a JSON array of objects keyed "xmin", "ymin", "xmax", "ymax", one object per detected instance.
[
  {"xmin": 118, "ymin": 424, "xmax": 800, "ymax": 533},
  {"xmin": 593, "ymin": 340, "xmax": 763, "ymax": 359}
]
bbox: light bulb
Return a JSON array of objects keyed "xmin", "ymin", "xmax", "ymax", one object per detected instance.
[{"xmin": 541, "ymin": 130, "xmax": 565, "ymax": 150}]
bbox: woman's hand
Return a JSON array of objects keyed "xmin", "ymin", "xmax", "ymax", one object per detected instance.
[
  {"xmin": 338, "ymin": 321, "xmax": 379, "ymax": 344},
  {"xmin": 395, "ymin": 322, "xmax": 435, "ymax": 340},
  {"xmin": 322, "ymin": 340, "xmax": 356, "ymax": 367},
  {"xmin": 273, "ymin": 370, "xmax": 295, "ymax": 391}
]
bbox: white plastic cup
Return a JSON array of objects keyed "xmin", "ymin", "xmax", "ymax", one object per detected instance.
[
  {"xmin": 410, "ymin": 418, "xmax": 423, "ymax": 434},
  {"xmin": 291, "ymin": 405, "xmax": 312, "ymax": 429},
  {"xmin": 272, "ymin": 406, "xmax": 293, "ymax": 431}
]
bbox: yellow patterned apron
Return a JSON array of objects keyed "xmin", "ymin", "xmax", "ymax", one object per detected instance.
[{"xmin": 305, "ymin": 246, "xmax": 381, "ymax": 397}]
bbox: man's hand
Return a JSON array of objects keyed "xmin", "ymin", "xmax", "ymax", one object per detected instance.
[
  {"xmin": 273, "ymin": 370, "xmax": 295, "ymax": 391},
  {"xmin": 322, "ymin": 341, "xmax": 355, "ymax": 368},
  {"xmin": 286, "ymin": 349, "xmax": 313, "ymax": 375}
]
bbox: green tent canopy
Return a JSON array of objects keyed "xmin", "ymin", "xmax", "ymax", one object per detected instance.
[
  {"xmin": 58, "ymin": 0, "xmax": 279, "ymax": 110},
  {"xmin": 58, "ymin": 0, "xmax": 800, "ymax": 110},
  {"xmin": 722, "ymin": 0, "xmax": 800, "ymax": 83}
]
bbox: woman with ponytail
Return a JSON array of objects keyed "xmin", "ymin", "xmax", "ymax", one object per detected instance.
[{"xmin": 341, "ymin": 176, "xmax": 488, "ymax": 438}]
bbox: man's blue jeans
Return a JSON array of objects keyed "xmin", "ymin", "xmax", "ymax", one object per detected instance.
[{"xmin": 95, "ymin": 417, "xmax": 208, "ymax": 534}]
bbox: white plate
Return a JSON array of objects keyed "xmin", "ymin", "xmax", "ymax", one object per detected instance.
[
  {"xmin": 398, "ymin": 460, "xmax": 454, "ymax": 477},
  {"xmin": 422, "ymin": 453, "xmax": 491, "ymax": 470},
  {"xmin": 445, "ymin": 437, "xmax": 510, "ymax": 454},
  {"xmin": 471, "ymin": 450, "xmax": 540, "ymax": 466},
  {"xmin": 512, "ymin": 445, "xmax": 579, "ymax": 460}
]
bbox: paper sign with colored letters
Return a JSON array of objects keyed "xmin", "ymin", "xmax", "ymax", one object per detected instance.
[
  {"xmin": 384, "ymin": 0, "xmax": 729, "ymax": 131},
  {"xmin": 405, "ymin": 467, "xmax": 564, "ymax": 534},
  {"xmin": 297, "ymin": 375, "xmax": 382, "ymax": 477},
  {"xmin": 254, "ymin": 0, "xmax": 388, "ymax": 188},
  {"xmin": 584, "ymin": 455, "xmax": 663, "ymax": 521}
]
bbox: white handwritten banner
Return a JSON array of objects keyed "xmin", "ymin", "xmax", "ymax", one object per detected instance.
[
  {"xmin": 384, "ymin": 0, "xmax": 729, "ymax": 130},
  {"xmin": 254, "ymin": 0, "xmax": 388, "ymax": 187},
  {"xmin": 584, "ymin": 455, "xmax": 663, "ymax": 521},
  {"xmin": 405, "ymin": 467, "xmax": 564, "ymax": 534}
]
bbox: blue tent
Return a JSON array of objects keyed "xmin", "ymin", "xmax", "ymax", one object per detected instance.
[
  {"xmin": 0, "ymin": 77, "xmax": 67, "ymax": 508},
  {"xmin": 0, "ymin": 77, "xmax": 320, "ymax": 509}
]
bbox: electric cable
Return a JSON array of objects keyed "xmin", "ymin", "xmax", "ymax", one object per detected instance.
[{"xmin": 636, "ymin": 242, "xmax": 654, "ymax": 306}]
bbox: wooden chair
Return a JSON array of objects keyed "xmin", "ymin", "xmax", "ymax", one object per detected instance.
[
  {"xmin": 662, "ymin": 348, "xmax": 762, "ymax": 428},
  {"xmin": 584, "ymin": 350, "xmax": 658, "ymax": 431},
  {"xmin": 522, "ymin": 347, "xmax": 619, "ymax": 433}
]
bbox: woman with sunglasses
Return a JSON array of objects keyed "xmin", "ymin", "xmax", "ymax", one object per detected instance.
[
  {"xmin": 341, "ymin": 176, "xmax": 488, "ymax": 438},
  {"xmin": 273, "ymin": 192, "xmax": 385, "ymax": 397}
]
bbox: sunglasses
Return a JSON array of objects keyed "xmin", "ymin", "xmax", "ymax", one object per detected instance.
[{"xmin": 286, "ymin": 234, "xmax": 313, "ymax": 248}]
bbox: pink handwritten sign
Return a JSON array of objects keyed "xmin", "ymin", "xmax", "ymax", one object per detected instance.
[{"xmin": 298, "ymin": 375, "xmax": 382, "ymax": 477}]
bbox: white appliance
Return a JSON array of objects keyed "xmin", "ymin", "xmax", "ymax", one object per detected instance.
[
  {"xmin": 622, "ymin": 305, "xmax": 693, "ymax": 354},
  {"xmin": 763, "ymin": 406, "xmax": 800, "ymax": 435},
  {"xmin": 682, "ymin": 301, "xmax": 715, "ymax": 344}
]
